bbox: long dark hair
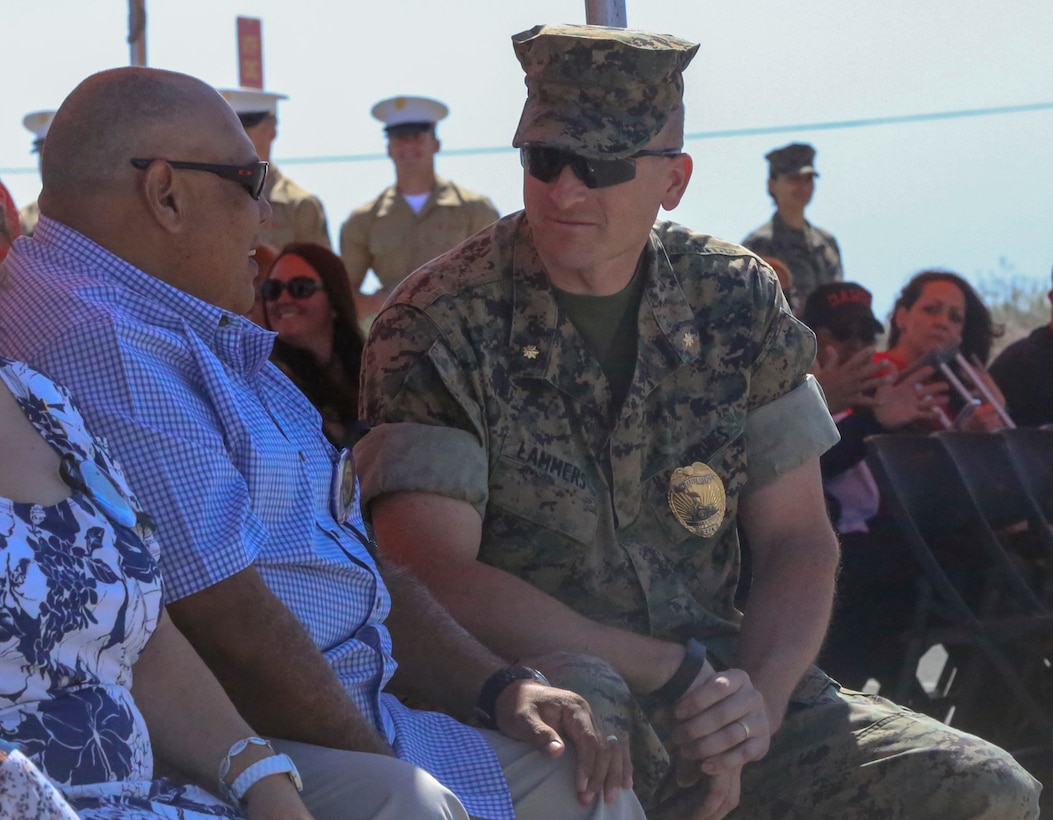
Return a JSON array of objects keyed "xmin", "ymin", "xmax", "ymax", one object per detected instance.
[
  {"xmin": 265, "ymin": 242, "xmax": 364, "ymax": 421},
  {"xmin": 887, "ymin": 269, "xmax": 998, "ymax": 364}
]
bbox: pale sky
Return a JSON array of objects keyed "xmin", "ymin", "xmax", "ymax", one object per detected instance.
[{"xmin": 3, "ymin": 0, "xmax": 1051, "ymax": 321}]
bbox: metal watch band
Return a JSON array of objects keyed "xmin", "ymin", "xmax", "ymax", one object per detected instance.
[
  {"xmin": 650, "ymin": 638, "xmax": 707, "ymax": 703},
  {"xmin": 229, "ymin": 752, "xmax": 303, "ymax": 803},
  {"xmin": 475, "ymin": 666, "xmax": 550, "ymax": 729}
]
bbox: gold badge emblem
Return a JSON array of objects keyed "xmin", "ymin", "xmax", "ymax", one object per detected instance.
[
  {"xmin": 522, "ymin": 345, "xmax": 540, "ymax": 360},
  {"xmin": 668, "ymin": 462, "xmax": 726, "ymax": 537}
]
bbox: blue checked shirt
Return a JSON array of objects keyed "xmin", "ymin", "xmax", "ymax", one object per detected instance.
[{"xmin": 0, "ymin": 218, "xmax": 513, "ymax": 819}]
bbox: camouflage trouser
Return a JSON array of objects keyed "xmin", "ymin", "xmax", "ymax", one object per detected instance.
[{"xmin": 540, "ymin": 653, "xmax": 1042, "ymax": 820}]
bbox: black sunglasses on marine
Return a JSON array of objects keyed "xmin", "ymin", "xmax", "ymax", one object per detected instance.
[
  {"xmin": 519, "ymin": 145, "xmax": 682, "ymax": 189},
  {"xmin": 259, "ymin": 277, "xmax": 324, "ymax": 302},
  {"xmin": 129, "ymin": 158, "xmax": 269, "ymax": 200}
]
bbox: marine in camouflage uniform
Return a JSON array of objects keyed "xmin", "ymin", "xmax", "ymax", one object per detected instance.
[
  {"xmin": 742, "ymin": 144, "xmax": 843, "ymax": 303},
  {"xmin": 356, "ymin": 24, "xmax": 1041, "ymax": 819}
]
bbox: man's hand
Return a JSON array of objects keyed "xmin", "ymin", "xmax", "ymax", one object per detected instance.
[
  {"xmin": 811, "ymin": 345, "xmax": 886, "ymax": 414},
  {"xmin": 676, "ymin": 767, "xmax": 741, "ymax": 820},
  {"xmin": 649, "ymin": 662, "xmax": 770, "ymax": 820},
  {"xmin": 670, "ymin": 667, "xmax": 771, "ymax": 775},
  {"xmin": 494, "ymin": 680, "xmax": 633, "ymax": 806}
]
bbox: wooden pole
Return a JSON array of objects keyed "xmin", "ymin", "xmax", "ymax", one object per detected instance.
[
  {"xmin": 585, "ymin": 0, "xmax": 627, "ymax": 27},
  {"xmin": 128, "ymin": 0, "xmax": 147, "ymax": 66}
]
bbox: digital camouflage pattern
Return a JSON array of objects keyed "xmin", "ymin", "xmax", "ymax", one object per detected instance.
[
  {"xmin": 741, "ymin": 212, "xmax": 843, "ymax": 304},
  {"xmin": 357, "ymin": 212, "xmax": 836, "ymax": 800},
  {"xmin": 357, "ymin": 212, "xmax": 1041, "ymax": 817},
  {"xmin": 511, "ymin": 24, "xmax": 699, "ymax": 159}
]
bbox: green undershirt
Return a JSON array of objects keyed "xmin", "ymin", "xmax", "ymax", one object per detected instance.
[{"xmin": 552, "ymin": 257, "xmax": 646, "ymax": 411}]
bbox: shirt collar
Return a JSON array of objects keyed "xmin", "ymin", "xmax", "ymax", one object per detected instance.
[{"xmin": 33, "ymin": 215, "xmax": 276, "ymax": 375}]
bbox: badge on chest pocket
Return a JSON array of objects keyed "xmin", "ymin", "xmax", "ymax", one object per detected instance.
[{"xmin": 668, "ymin": 462, "xmax": 726, "ymax": 537}]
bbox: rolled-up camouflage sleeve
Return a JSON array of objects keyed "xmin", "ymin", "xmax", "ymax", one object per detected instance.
[
  {"xmin": 356, "ymin": 303, "xmax": 492, "ymax": 519},
  {"xmin": 742, "ymin": 275, "xmax": 839, "ymax": 492}
]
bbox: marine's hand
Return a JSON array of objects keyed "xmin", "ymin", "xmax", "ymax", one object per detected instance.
[
  {"xmin": 669, "ymin": 666, "xmax": 771, "ymax": 775},
  {"xmin": 495, "ymin": 681, "xmax": 633, "ymax": 805},
  {"xmin": 678, "ymin": 766, "xmax": 742, "ymax": 820}
]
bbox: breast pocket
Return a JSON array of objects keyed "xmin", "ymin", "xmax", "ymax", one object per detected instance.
[
  {"xmin": 642, "ymin": 432, "xmax": 745, "ymax": 546},
  {"xmin": 488, "ymin": 446, "xmax": 599, "ymax": 546}
]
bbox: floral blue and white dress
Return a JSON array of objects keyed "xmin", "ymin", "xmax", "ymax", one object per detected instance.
[{"xmin": 0, "ymin": 357, "xmax": 240, "ymax": 819}]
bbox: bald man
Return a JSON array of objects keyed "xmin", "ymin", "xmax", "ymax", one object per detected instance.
[{"xmin": 0, "ymin": 67, "xmax": 644, "ymax": 820}]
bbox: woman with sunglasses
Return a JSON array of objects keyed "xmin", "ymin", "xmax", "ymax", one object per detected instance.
[
  {"xmin": 0, "ymin": 356, "xmax": 310, "ymax": 818},
  {"xmin": 263, "ymin": 243, "xmax": 365, "ymax": 447}
]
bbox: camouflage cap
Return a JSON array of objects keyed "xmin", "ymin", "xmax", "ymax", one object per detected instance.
[
  {"xmin": 511, "ymin": 24, "xmax": 699, "ymax": 160},
  {"xmin": 766, "ymin": 143, "xmax": 819, "ymax": 177}
]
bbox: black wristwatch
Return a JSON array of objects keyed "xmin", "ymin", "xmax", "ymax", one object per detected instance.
[{"xmin": 475, "ymin": 666, "xmax": 550, "ymax": 729}]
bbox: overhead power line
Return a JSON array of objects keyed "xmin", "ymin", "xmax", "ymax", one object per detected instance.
[{"xmin": 2, "ymin": 101, "xmax": 1051, "ymax": 175}]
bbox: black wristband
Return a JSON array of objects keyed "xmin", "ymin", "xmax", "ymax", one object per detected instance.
[
  {"xmin": 650, "ymin": 639, "xmax": 707, "ymax": 703},
  {"xmin": 475, "ymin": 666, "xmax": 550, "ymax": 729}
]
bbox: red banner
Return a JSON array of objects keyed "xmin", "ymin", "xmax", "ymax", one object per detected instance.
[{"xmin": 237, "ymin": 17, "xmax": 263, "ymax": 89}]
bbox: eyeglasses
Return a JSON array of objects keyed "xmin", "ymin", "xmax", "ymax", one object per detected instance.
[
  {"xmin": 129, "ymin": 158, "xmax": 269, "ymax": 200},
  {"xmin": 259, "ymin": 276, "xmax": 324, "ymax": 302},
  {"xmin": 519, "ymin": 146, "xmax": 683, "ymax": 189}
]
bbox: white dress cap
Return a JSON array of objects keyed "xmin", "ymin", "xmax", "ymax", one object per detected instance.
[
  {"xmin": 218, "ymin": 87, "xmax": 288, "ymax": 116},
  {"xmin": 371, "ymin": 96, "xmax": 449, "ymax": 130},
  {"xmin": 23, "ymin": 111, "xmax": 57, "ymax": 152}
]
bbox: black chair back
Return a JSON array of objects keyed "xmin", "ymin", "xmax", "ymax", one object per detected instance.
[{"xmin": 865, "ymin": 433, "xmax": 1053, "ymax": 754}]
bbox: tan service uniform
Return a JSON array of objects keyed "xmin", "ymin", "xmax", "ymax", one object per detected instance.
[
  {"xmin": 19, "ymin": 199, "xmax": 40, "ymax": 237},
  {"xmin": 339, "ymin": 176, "xmax": 498, "ymax": 294},
  {"xmin": 259, "ymin": 165, "xmax": 331, "ymax": 250}
]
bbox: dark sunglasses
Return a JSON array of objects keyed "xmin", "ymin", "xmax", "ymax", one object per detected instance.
[
  {"xmin": 520, "ymin": 145, "xmax": 682, "ymax": 189},
  {"xmin": 129, "ymin": 158, "xmax": 269, "ymax": 200},
  {"xmin": 259, "ymin": 276, "xmax": 324, "ymax": 302}
]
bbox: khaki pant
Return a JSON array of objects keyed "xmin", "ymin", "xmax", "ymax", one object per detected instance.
[{"xmin": 270, "ymin": 730, "xmax": 646, "ymax": 820}]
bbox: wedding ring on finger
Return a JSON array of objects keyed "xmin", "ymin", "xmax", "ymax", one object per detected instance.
[
  {"xmin": 734, "ymin": 720, "xmax": 751, "ymax": 742},
  {"xmin": 606, "ymin": 734, "xmax": 620, "ymax": 744}
]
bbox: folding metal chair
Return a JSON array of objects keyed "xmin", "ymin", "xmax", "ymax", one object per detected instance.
[
  {"xmin": 1002, "ymin": 427, "xmax": 1053, "ymax": 530},
  {"xmin": 936, "ymin": 430, "xmax": 1053, "ymax": 603},
  {"xmin": 865, "ymin": 433, "xmax": 1053, "ymax": 756}
]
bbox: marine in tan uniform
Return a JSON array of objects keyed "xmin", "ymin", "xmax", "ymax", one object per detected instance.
[
  {"xmin": 17, "ymin": 111, "xmax": 55, "ymax": 237},
  {"xmin": 356, "ymin": 24, "xmax": 1041, "ymax": 820},
  {"xmin": 219, "ymin": 87, "xmax": 331, "ymax": 250},
  {"xmin": 339, "ymin": 96, "xmax": 499, "ymax": 325}
]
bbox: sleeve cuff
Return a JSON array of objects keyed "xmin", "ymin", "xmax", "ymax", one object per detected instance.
[
  {"xmin": 744, "ymin": 375, "xmax": 840, "ymax": 492},
  {"xmin": 353, "ymin": 422, "xmax": 490, "ymax": 518}
]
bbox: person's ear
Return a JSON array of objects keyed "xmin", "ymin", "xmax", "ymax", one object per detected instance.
[
  {"xmin": 138, "ymin": 160, "xmax": 185, "ymax": 234},
  {"xmin": 893, "ymin": 305, "xmax": 907, "ymax": 332},
  {"xmin": 660, "ymin": 153, "xmax": 693, "ymax": 211}
]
